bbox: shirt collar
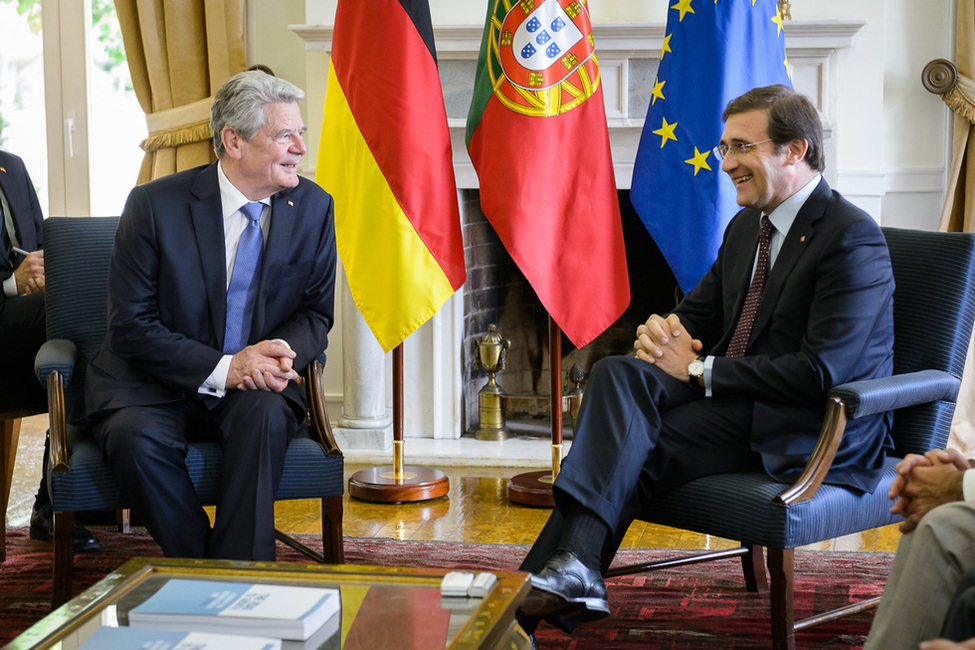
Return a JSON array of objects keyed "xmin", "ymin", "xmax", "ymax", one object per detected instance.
[
  {"xmin": 765, "ymin": 173, "xmax": 822, "ymax": 237},
  {"xmin": 217, "ymin": 161, "xmax": 270, "ymax": 219}
]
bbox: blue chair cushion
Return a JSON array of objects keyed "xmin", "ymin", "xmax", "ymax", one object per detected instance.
[
  {"xmin": 642, "ymin": 456, "xmax": 901, "ymax": 550},
  {"xmin": 52, "ymin": 430, "xmax": 343, "ymax": 512}
]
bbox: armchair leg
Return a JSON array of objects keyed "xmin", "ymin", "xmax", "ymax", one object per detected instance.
[
  {"xmin": 1, "ymin": 418, "xmax": 22, "ymax": 564},
  {"xmin": 116, "ymin": 508, "xmax": 131, "ymax": 533},
  {"xmin": 767, "ymin": 547, "xmax": 796, "ymax": 650},
  {"xmin": 51, "ymin": 511, "xmax": 75, "ymax": 609},
  {"xmin": 322, "ymin": 495, "xmax": 344, "ymax": 564},
  {"xmin": 741, "ymin": 543, "xmax": 768, "ymax": 593}
]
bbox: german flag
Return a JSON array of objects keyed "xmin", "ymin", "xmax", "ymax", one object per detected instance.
[{"xmin": 317, "ymin": 0, "xmax": 465, "ymax": 352}]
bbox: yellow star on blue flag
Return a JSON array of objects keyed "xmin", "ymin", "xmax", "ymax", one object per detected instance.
[{"xmin": 630, "ymin": 0, "xmax": 792, "ymax": 292}]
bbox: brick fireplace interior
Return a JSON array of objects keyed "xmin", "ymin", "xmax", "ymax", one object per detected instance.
[{"xmin": 461, "ymin": 189, "xmax": 681, "ymax": 437}]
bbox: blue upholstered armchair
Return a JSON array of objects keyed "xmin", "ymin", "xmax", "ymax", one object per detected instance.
[
  {"xmin": 604, "ymin": 227, "xmax": 975, "ymax": 649},
  {"xmin": 35, "ymin": 217, "xmax": 345, "ymax": 608}
]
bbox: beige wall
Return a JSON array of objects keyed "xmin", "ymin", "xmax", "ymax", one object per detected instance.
[
  {"xmin": 255, "ymin": 0, "xmax": 956, "ymax": 230},
  {"xmin": 245, "ymin": 0, "xmax": 959, "ymax": 437}
]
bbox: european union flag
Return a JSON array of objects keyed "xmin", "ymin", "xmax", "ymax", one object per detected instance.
[{"xmin": 630, "ymin": 0, "xmax": 793, "ymax": 293}]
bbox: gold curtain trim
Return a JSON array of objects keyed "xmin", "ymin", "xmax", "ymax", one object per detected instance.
[
  {"xmin": 943, "ymin": 73, "xmax": 975, "ymax": 125},
  {"xmin": 140, "ymin": 97, "xmax": 214, "ymax": 152}
]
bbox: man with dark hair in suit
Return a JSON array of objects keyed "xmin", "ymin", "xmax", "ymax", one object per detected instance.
[
  {"xmin": 0, "ymin": 149, "xmax": 46, "ymax": 413},
  {"xmin": 84, "ymin": 70, "xmax": 337, "ymax": 560},
  {"xmin": 516, "ymin": 85, "xmax": 896, "ymax": 634},
  {"xmin": 0, "ymin": 148, "xmax": 99, "ymax": 551}
]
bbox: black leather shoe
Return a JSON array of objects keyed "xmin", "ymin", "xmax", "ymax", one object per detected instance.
[
  {"xmin": 518, "ymin": 550, "xmax": 610, "ymax": 622},
  {"xmin": 29, "ymin": 505, "xmax": 100, "ymax": 552}
]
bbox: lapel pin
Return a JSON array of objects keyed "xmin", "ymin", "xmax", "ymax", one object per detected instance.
[
  {"xmin": 288, "ymin": 200, "xmax": 294, "ymax": 207},
  {"xmin": 800, "ymin": 236, "xmax": 806, "ymax": 243},
  {"xmin": 0, "ymin": 167, "xmax": 5, "ymax": 173}
]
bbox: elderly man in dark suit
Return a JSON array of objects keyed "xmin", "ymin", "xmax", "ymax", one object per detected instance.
[
  {"xmin": 84, "ymin": 70, "xmax": 336, "ymax": 561},
  {"xmin": 516, "ymin": 85, "xmax": 896, "ymax": 632}
]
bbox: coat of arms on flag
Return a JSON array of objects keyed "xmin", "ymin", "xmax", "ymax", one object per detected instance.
[
  {"xmin": 467, "ymin": 0, "xmax": 629, "ymax": 351},
  {"xmin": 488, "ymin": 0, "xmax": 598, "ymax": 117}
]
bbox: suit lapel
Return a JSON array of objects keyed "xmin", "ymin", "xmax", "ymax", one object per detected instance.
[
  {"xmin": 250, "ymin": 187, "xmax": 299, "ymax": 339},
  {"xmin": 748, "ymin": 178, "xmax": 830, "ymax": 343},
  {"xmin": 0, "ymin": 162, "xmax": 25, "ymax": 248},
  {"xmin": 188, "ymin": 164, "xmax": 230, "ymax": 349}
]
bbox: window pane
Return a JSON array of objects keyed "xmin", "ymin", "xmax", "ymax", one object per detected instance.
[
  {"xmin": 88, "ymin": 2, "xmax": 144, "ymax": 216},
  {"xmin": 0, "ymin": 1, "xmax": 49, "ymax": 216}
]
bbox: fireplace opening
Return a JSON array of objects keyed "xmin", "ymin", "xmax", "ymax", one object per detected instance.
[{"xmin": 461, "ymin": 189, "xmax": 681, "ymax": 439}]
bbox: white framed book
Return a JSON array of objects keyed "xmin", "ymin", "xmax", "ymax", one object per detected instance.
[
  {"xmin": 128, "ymin": 579, "xmax": 340, "ymax": 642},
  {"xmin": 79, "ymin": 625, "xmax": 282, "ymax": 650}
]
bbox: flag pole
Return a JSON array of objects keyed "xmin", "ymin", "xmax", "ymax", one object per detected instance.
[
  {"xmin": 348, "ymin": 343, "xmax": 449, "ymax": 502},
  {"xmin": 506, "ymin": 315, "xmax": 562, "ymax": 506}
]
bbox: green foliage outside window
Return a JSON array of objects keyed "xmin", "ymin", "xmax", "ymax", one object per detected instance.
[{"xmin": 0, "ymin": 0, "xmax": 129, "ymax": 142}]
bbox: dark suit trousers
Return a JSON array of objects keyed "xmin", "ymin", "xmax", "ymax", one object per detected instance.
[
  {"xmin": 92, "ymin": 389, "xmax": 297, "ymax": 560},
  {"xmin": 521, "ymin": 355, "xmax": 764, "ymax": 574},
  {"xmin": 0, "ymin": 292, "xmax": 45, "ymax": 410}
]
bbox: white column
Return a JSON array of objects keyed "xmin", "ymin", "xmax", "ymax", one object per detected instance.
[{"xmin": 332, "ymin": 282, "xmax": 393, "ymax": 450}]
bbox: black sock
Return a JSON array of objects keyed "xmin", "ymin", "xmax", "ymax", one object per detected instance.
[{"xmin": 557, "ymin": 501, "xmax": 608, "ymax": 571}]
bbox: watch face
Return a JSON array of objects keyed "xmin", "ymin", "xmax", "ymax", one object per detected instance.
[{"xmin": 688, "ymin": 359, "xmax": 704, "ymax": 376}]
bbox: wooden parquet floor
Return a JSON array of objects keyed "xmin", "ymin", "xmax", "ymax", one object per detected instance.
[{"xmin": 6, "ymin": 414, "xmax": 902, "ymax": 552}]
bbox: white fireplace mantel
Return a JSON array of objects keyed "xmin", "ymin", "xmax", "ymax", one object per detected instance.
[
  {"xmin": 293, "ymin": 21, "xmax": 865, "ymax": 190},
  {"xmin": 290, "ymin": 20, "xmax": 865, "ymax": 448}
]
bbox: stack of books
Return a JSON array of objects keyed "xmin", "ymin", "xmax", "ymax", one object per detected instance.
[{"xmin": 82, "ymin": 579, "xmax": 341, "ymax": 649}]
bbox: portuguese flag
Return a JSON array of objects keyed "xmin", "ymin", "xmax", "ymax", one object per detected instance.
[
  {"xmin": 466, "ymin": 0, "xmax": 629, "ymax": 349},
  {"xmin": 317, "ymin": 0, "xmax": 466, "ymax": 352}
]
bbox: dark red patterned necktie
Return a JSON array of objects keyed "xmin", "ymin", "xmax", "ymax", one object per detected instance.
[{"xmin": 726, "ymin": 215, "xmax": 773, "ymax": 357}]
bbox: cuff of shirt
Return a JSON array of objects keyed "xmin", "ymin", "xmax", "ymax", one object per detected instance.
[
  {"xmin": 3, "ymin": 274, "xmax": 18, "ymax": 297},
  {"xmin": 963, "ymin": 468, "xmax": 975, "ymax": 502},
  {"xmin": 198, "ymin": 354, "xmax": 233, "ymax": 398},
  {"xmin": 703, "ymin": 355, "xmax": 715, "ymax": 398}
]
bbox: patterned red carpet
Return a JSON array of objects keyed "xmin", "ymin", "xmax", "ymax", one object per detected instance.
[{"xmin": 1, "ymin": 527, "xmax": 889, "ymax": 648}]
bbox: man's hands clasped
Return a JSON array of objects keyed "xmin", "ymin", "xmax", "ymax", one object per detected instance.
[
  {"xmin": 633, "ymin": 314, "xmax": 703, "ymax": 384},
  {"xmin": 228, "ymin": 340, "xmax": 298, "ymax": 393},
  {"xmin": 889, "ymin": 448, "xmax": 969, "ymax": 533}
]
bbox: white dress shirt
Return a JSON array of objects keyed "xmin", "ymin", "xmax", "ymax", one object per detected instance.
[{"xmin": 197, "ymin": 162, "xmax": 271, "ymax": 397}]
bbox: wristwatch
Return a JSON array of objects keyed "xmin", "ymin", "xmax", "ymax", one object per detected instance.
[{"xmin": 687, "ymin": 356, "xmax": 705, "ymax": 388}]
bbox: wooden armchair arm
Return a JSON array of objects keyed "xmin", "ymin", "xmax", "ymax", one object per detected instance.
[
  {"xmin": 774, "ymin": 396, "xmax": 847, "ymax": 506},
  {"xmin": 776, "ymin": 368, "xmax": 960, "ymax": 505},
  {"xmin": 302, "ymin": 360, "xmax": 342, "ymax": 457},
  {"xmin": 47, "ymin": 370, "xmax": 71, "ymax": 473}
]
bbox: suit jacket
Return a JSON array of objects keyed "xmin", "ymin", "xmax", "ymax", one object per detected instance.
[
  {"xmin": 84, "ymin": 163, "xmax": 336, "ymax": 421},
  {"xmin": 0, "ymin": 150, "xmax": 44, "ymax": 289},
  {"xmin": 673, "ymin": 178, "xmax": 895, "ymax": 492}
]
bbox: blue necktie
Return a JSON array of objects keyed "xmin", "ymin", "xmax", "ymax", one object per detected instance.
[{"xmin": 223, "ymin": 202, "xmax": 264, "ymax": 354}]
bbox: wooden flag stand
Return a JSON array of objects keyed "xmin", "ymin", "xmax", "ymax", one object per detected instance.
[
  {"xmin": 506, "ymin": 317, "xmax": 563, "ymax": 507},
  {"xmin": 348, "ymin": 344, "xmax": 449, "ymax": 503}
]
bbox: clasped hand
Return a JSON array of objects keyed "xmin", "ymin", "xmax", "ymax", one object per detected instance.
[
  {"xmin": 889, "ymin": 448, "xmax": 968, "ymax": 533},
  {"xmin": 14, "ymin": 250, "xmax": 44, "ymax": 295},
  {"xmin": 633, "ymin": 314, "xmax": 703, "ymax": 383},
  {"xmin": 228, "ymin": 340, "xmax": 298, "ymax": 393}
]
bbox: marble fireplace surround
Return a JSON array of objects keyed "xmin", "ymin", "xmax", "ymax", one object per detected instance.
[{"xmin": 291, "ymin": 21, "xmax": 865, "ymax": 465}]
